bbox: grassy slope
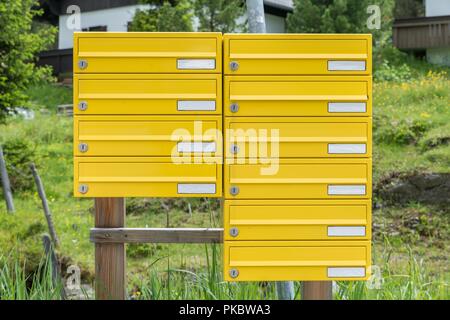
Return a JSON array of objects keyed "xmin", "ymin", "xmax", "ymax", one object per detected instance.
[{"xmin": 0, "ymin": 64, "xmax": 449, "ymax": 299}]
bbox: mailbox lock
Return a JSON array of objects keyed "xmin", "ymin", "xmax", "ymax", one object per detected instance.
[
  {"xmin": 78, "ymin": 59, "xmax": 88, "ymax": 70},
  {"xmin": 78, "ymin": 184, "xmax": 88, "ymax": 194},
  {"xmin": 230, "ymin": 186, "xmax": 239, "ymax": 196},
  {"xmin": 230, "ymin": 144, "xmax": 239, "ymax": 154},
  {"xmin": 229, "ymin": 268, "xmax": 239, "ymax": 278},
  {"xmin": 230, "ymin": 103, "xmax": 239, "ymax": 113},
  {"xmin": 78, "ymin": 143, "xmax": 89, "ymax": 153},
  {"xmin": 229, "ymin": 227, "xmax": 239, "ymax": 237},
  {"xmin": 78, "ymin": 101, "xmax": 88, "ymax": 111},
  {"xmin": 229, "ymin": 61, "xmax": 239, "ymax": 71}
]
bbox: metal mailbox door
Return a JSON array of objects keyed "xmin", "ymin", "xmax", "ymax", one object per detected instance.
[
  {"xmin": 224, "ymin": 200, "xmax": 371, "ymax": 241},
  {"xmin": 74, "ymin": 115, "xmax": 222, "ymax": 157},
  {"xmin": 225, "ymin": 117, "xmax": 371, "ymax": 158},
  {"xmin": 224, "ymin": 34, "xmax": 371, "ymax": 75},
  {"xmin": 224, "ymin": 76, "xmax": 371, "ymax": 117},
  {"xmin": 74, "ymin": 157, "xmax": 222, "ymax": 198},
  {"xmin": 224, "ymin": 240, "xmax": 371, "ymax": 281},
  {"xmin": 74, "ymin": 74, "xmax": 222, "ymax": 115},
  {"xmin": 225, "ymin": 158, "xmax": 372, "ymax": 199},
  {"xmin": 74, "ymin": 32, "xmax": 222, "ymax": 74}
]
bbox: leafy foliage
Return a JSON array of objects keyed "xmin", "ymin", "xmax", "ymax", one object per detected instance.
[
  {"xmin": 0, "ymin": 0, "xmax": 57, "ymax": 122},
  {"xmin": 193, "ymin": 0, "xmax": 246, "ymax": 32},
  {"xmin": 286, "ymin": 0, "xmax": 370, "ymax": 33},
  {"xmin": 1, "ymin": 138, "xmax": 37, "ymax": 192},
  {"xmin": 128, "ymin": 0, "xmax": 193, "ymax": 32}
]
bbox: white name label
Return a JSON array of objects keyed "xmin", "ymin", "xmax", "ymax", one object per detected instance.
[
  {"xmin": 328, "ymin": 144, "xmax": 367, "ymax": 154},
  {"xmin": 328, "ymin": 102, "xmax": 367, "ymax": 113},
  {"xmin": 328, "ymin": 60, "xmax": 366, "ymax": 71},
  {"xmin": 177, "ymin": 59, "xmax": 216, "ymax": 70},
  {"xmin": 328, "ymin": 185, "xmax": 366, "ymax": 195},
  {"xmin": 177, "ymin": 183, "xmax": 216, "ymax": 194},
  {"xmin": 177, "ymin": 142, "xmax": 216, "ymax": 153},
  {"xmin": 328, "ymin": 267, "xmax": 366, "ymax": 278},
  {"xmin": 328, "ymin": 226, "xmax": 366, "ymax": 237},
  {"xmin": 177, "ymin": 100, "xmax": 216, "ymax": 111}
]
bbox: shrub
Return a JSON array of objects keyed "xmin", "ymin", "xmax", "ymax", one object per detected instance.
[{"xmin": 1, "ymin": 138, "xmax": 37, "ymax": 192}]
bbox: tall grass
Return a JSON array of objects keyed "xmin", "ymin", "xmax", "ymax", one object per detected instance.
[
  {"xmin": 0, "ymin": 254, "xmax": 64, "ymax": 300},
  {"xmin": 130, "ymin": 243, "xmax": 448, "ymax": 300}
]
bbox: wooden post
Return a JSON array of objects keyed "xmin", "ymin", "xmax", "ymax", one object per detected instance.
[
  {"xmin": 302, "ymin": 281, "xmax": 333, "ymax": 300},
  {"xmin": 0, "ymin": 145, "xmax": 15, "ymax": 213},
  {"xmin": 95, "ymin": 198, "xmax": 126, "ymax": 300},
  {"xmin": 42, "ymin": 234, "xmax": 67, "ymax": 299},
  {"xmin": 30, "ymin": 163, "xmax": 60, "ymax": 246}
]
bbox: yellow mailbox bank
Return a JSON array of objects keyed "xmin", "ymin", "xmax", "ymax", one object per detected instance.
[
  {"xmin": 73, "ymin": 32, "xmax": 223, "ymax": 198},
  {"xmin": 223, "ymin": 33, "xmax": 372, "ymax": 282}
]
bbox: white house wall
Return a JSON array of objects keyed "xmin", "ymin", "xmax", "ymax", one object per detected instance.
[
  {"xmin": 425, "ymin": 0, "xmax": 450, "ymax": 17},
  {"xmin": 58, "ymin": 5, "xmax": 287, "ymax": 50},
  {"xmin": 58, "ymin": 4, "xmax": 149, "ymax": 49}
]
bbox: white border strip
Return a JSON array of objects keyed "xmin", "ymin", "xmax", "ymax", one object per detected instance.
[
  {"xmin": 177, "ymin": 183, "xmax": 216, "ymax": 194},
  {"xmin": 328, "ymin": 226, "xmax": 366, "ymax": 237},
  {"xmin": 177, "ymin": 142, "xmax": 216, "ymax": 153},
  {"xmin": 328, "ymin": 185, "xmax": 366, "ymax": 195},
  {"xmin": 328, "ymin": 102, "xmax": 367, "ymax": 113},
  {"xmin": 177, "ymin": 59, "xmax": 216, "ymax": 70},
  {"xmin": 328, "ymin": 144, "xmax": 367, "ymax": 154},
  {"xmin": 328, "ymin": 60, "xmax": 366, "ymax": 71},
  {"xmin": 177, "ymin": 101, "xmax": 216, "ymax": 111},
  {"xmin": 328, "ymin": 267, "xmax": 366, "ymax": 278}
]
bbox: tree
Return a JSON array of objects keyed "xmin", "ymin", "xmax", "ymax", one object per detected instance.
[
  {"xmin": 0, "ymin": 0, "xmax": 57, "ymax": 122},
  {"xmin": 286, "ymin": 0, "xmax": 370, "ymax": 34},
  {"xmin": 193, "ymin": 0, "xmax": 246, "ymax": 33},
  {"xmin": 394, "ymin": 0, "xmax": 424, "ymax": 19},
  {"xmin": 128, "ymin": 0, "xmax": 193, "ymax": 32}
]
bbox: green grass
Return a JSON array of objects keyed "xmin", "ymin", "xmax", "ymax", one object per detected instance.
[{"xmin": 0, "ymin": 65, "xmax": 449, "ymax": 300}]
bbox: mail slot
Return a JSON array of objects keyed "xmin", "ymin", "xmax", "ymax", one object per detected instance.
[
  {"xmin": 224, "ymin": 240, "xmax": 371, "ymax": 281},
  {"xmin": 224, "ymin": 76, "xmax": 371, "ymax": 117},
  {"xmin": 223, "ymin": 34, "xmax": 371, "ymax": 75},
  {"xmin": 224, "ymin": 158, "xmax": 371, "ymax": 199},
  {"xmin": 74, "ymin": 32, "xmax": 222, "ymax": 73},
  {"xmin": 74, "ymin": 115, "xmax": 222, "ymax": 157},
  {"xmin": 225, "ymin": 117, "xmax": 371, "ymax": 158},
  {"xmin": 224, "ymin": 200, "xmax": 371, "ymax": 241},
  {"xmin": 74, "ymin": 74, "xmax": 221, "ymax": 115},
  {"xmin": 74, "ymin": 157, "xmax": 222, "ymax": 197}
]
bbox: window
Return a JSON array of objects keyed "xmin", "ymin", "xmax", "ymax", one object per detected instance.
[{"xmin": 82, "ymin": 25, "xmax": 107, "ymax": 32}]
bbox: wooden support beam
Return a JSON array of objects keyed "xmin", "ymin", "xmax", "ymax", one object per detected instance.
[
  {"xmin": 95, "ymin": 198, "xmax": 126, "ymax": 300},
  {"xmin": 91, "ymin": 227, "xmax": 224, "ymax": 244},
  {"xmin": 302, "ymin": 281, "xmax": 333, "ymax": 300}
]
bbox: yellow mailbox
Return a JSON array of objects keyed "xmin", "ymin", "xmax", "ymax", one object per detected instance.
[
  {"xmin": 74, "ymin": 32, "xmax": 222, "ymax": 74},
  {"xmin": 225, "ymin": 117, "xmax": 371, "ymax": 158},
  {"xmin": 74, "ymin": 32, "xmax": 223, "ymax": 198},
  {"xmin": 224, "ymin": 240, "xmax": 371, "ymax": 281},
  {"xmin": 223, "ymin": 34, "xmax": 371, "ymax": 75},
  {"xmin": 223, "ymin": 33, "xmax": 372, "ymax": 282},
  {"xmin": 224, "ymin": 75, "xmax": 372, "ymax": 117},
  {"xmin": 74, "ymin": 157, "xmax": 222, "ymax": 198},
  {"xmin": 74, "ymin": 74, "xmax": 222, "ymax": 115},
  {"xmin": 224, "ymin": 200, "xmax": 371, "ymax": 241}
]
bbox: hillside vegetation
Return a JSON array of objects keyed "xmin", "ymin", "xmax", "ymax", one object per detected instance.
[{"xmin": 0, "ymin": 60, "xmax": 449, "ymax": 299}]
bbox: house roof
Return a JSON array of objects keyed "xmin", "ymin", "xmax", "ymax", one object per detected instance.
[{"xmin": 41, "ymin": 0, "xmax": 293, "ymax": 15}]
